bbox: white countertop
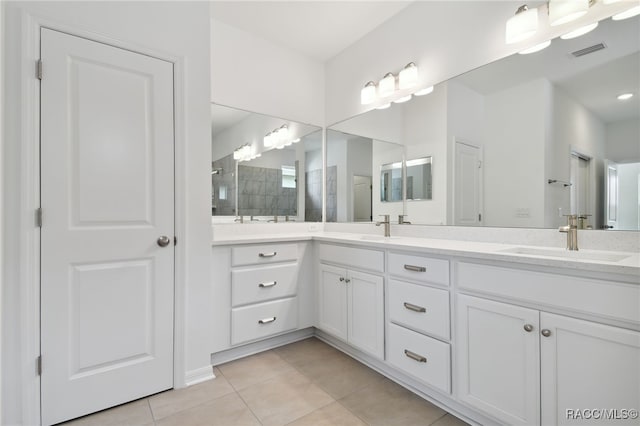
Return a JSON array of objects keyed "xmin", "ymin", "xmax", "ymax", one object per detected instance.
[{"xmin": 212, "ymin": 230, "xmax": 640, "ymax": 280}]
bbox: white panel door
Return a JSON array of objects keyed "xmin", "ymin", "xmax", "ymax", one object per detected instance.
[
  {"xmin": 40, "ymin": 28, "xmax": 175, "ymax": 425},
  {"xmin": 604, "ymin": 160, "xmax": 619, "ymax": 229},
  {"xmin": 347, "ymin": 270, "xmax": 384, "ymax": 359},
  {"xmin": 454, "ymin": 141, "xmax": 483, "ymax": 226},
  {"xmin": 456, "ymin": 295, "xmax": 540, "ymax": 426},
  {"xmin": 540, "ymin": 313, "xmax": 640, "ymax": 426},
  {"xmin": 353, "ymin": 175, "xmax": 372, "ymax": 222},
  {"xmin": 318, "ymin": 264, "xmax": 348, "ymax": 340}
]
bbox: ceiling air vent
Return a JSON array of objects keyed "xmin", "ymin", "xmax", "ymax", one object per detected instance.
[{"xmin": 571, "ymin": 43, "xmax": 606, "ymax": 57}]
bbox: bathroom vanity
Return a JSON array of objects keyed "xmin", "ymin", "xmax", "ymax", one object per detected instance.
[{"xmin": 211, "ymin": 227, "xmax": 639, "ymax": 426}]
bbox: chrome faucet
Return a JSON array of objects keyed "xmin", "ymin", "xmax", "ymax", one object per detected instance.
[
  {"xmin": 376, "ymin": 214, "xmax": 391, "ymax": 237},
  {"xmin": 559, "ymin": 214, "xmax": 579, "ymax": 251},
  {"xmin": 234, "ymin": 215, "xmax": 244, "ymax": 223},
  {"xmin": 398, "ymin": 215, "xmax": 411, "ymax": 224},
  {"xmin": 268, "ymin": 215, "xmax": 278, "ymax": 223}
]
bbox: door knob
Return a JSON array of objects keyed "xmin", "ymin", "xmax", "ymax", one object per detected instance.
[{"xmin": 157, "ymin": 236, "xmax": 171, "ymax": 247}]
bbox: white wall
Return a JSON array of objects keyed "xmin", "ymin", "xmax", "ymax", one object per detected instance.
[
  {"xmin": 330, "ymin": 106, "xmax": 403, "ymax": 144},
  {"xmin": 606, "ymin": 118, "xmax": 640, "ymax": 163},
  {"xmin": 211, "ymin": 19, "xmax": 324, "ymax": 127},
  {"xmin": 2, "ymin": 2, "xmax": 212, "ymax": 424},
  {"xmin": 617, "ymin": 162, "xmax": 640, "ymax": 230},
  {"xmin": 483, "ymin": 79, "xmax": 549, "ymax": 228},
  {"xmin": 324, "ymin": 1, "xmax": 631, "ymax": 126},
  {"xmin": 0, "ymin": 1, "xmax": 4, "ymax": 422}
]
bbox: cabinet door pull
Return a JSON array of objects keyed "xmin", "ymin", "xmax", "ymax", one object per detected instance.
[
  {"xmin": 404, "ymin": 349, "xmax": 427, "ymax": 363},
  {"xmin": 403, "ymin": 302, "xmax": 426, "ymax": 313},
  {"xmin": 258, "ymin": 281, "xmax": 277, "ymax": 288},
  {"xmin": 541, "ymin": 329, "xmax": 552, "ymax": 337},
  {"xmin": 404, "ymin": 264, "xmax": 426, "ymax": 272},
  {"xmin": 345, "ymin": 278, "xmax": 351, "ymax": 283},
  {"xmin": 258, "ymin": 317, "xmax": 276, "ymax": 324},
  {"xmin": 259, "ymin": 252, "xmax": 277, "ymax": 258},
  {"xmin": 523, "ymin": 324, "xmax": 534, "ymax": 332},
  {"xmin": 339, "ymin": 277, "xmax": 345, "ymax": 282}
]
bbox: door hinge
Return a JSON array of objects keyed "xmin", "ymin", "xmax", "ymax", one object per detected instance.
[
  {"xmin": 36, "ymin": 355, "xmax": 42, "ymax": 376},
  {"xmin": 174, "ymin": 236, "xmax": 177, "ymax": 246},
  {"xmin": 478, "ymin": 213, "xmax": 482, "ymax": 221},
  {"xmin": 36, "ymin": 207, "xmax": 43, "ymax": 228},
  {"xmin": 36, "ymin": 59, "xmax": 43, "ymax": 80}
]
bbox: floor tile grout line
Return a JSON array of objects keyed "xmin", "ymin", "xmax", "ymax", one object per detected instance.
[
  {"xmin": 233, "ymin": 387, "xmax": 264, "ymax": 425},
  {"xmin": 334, "ymin": 398, "xmax": 372, "ymax": 426}
]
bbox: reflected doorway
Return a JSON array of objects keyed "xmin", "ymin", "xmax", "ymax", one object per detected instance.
[{"xmin": 353, "ymin": 175, "xmax": 372, "ymax": 222}]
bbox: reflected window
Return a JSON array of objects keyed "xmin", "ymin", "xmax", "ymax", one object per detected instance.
[{"xmin": 282, "ymin": 166, "xmax": 296, "ymax": 189}]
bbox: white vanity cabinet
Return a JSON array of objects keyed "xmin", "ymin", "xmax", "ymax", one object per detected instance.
[
  {"xmin": 456, "ymin": 262, "xmax": 640, "ymax": 426},
  {"xmin": 386, "ymin": 251, "xmax": 452, "ymax": 393},
  {"xmin": 317, "ymin": 244, "xmax": 385, "ymax": 359},
  {"xmin": 211, "ymin": 241, "xmax": 314, "ymax": 353}
]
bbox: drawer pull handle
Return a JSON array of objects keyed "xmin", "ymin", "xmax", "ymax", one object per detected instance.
[
  {"xmin": 404, "ymin": 349, "xmax": 427, "ymax": 363},
  {"xmin": 404, "ymin": 264, "xmax": 426, "ymax": 272},
  {"xmin": 259, "ymin": 281, "xmax": 277, "ymax": 288},
  {"xmin": 259, "ymin": 252, "xmax": 277, "ymax": 258},
  {"xmin": 403, "ymin": 302, "xmax": 426, "ymax": 313},
  {"xmin": 258, "ymin": 317, "xmax": 277, "ymax": 324}
]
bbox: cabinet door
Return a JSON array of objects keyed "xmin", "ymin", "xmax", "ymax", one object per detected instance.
[
  {"xmin": 348, "ymin": 270, "xmax": 384, "ymax": 359},
  {"xmin": 456, "ymin": 295, "xmax": 540, "ymax": 426},
  {"xmin": 318, "ymin": 264, "xmax": 348, "ymax": 340},
  {"xmin": 541, "ymin": 313, "xmax": 640, "ymax": 426}
]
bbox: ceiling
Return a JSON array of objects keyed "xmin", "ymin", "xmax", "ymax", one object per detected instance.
[{"xmin": 210, "ymin": 0, "xmax": 413, "ymax": 61}]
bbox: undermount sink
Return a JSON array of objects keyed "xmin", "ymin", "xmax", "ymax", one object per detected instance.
[
  {"xmin": 499, "ymin": 247, "xmax": 631, "ymax": 262},
  {"xmin": 360, "ymin": 235, "xmax": 400, "ymax": 241}
]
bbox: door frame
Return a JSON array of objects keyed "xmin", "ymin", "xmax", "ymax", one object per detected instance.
[{"xmin": 15, "ymin": 14, "xmax": 190, "ymax": 424}]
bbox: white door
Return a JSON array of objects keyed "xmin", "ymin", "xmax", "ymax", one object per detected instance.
[
  {"xmin": 318, "ymin": 264, "xmax": 348, "ymax": 340},
  {"xmin": 347, "ymin": 270, "xmax": 384, "ymax": 359},
  {"xmin": 40, "ymin": 28, "xmax": 175, "ymax": 425},
  {"xmin": 604, "ymin": 160, "xmax": 619, "ymax": 229},
  {"xmin": 353, "ymin": 175, "xmax": 372, "ymax": 222},
  {"xmin": 454, "ymin": 141, "xmax": 483, "ymax": 226},
  {"xmin": 570, "ymin": 153, "xmax": 590, "ymax": 216},
  {"xmin": 456, "ymin": 295, "xmax": 540, "ymax": 426},
  {"xmin": 540, "ymin": 313, "xmax": 640, "ymax": 426}
]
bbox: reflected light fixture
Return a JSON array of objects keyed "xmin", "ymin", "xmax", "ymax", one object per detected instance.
[
  {"xmin": 292, "ymin": 138, "xmax": 301, "ymax": 143},
  {"xmin": 414, "ymin": 86, "xmax": 434, "ymax": 96},
  {"xmin": 617, "ymin": 93, "xmax": 633, "ymax": 100},
  {"xmin": 361, "ymin": 81, "xmax": 377, "ymax": 105},
  {"xmin": 548, "ymin": 0, "xmax": 589, "ymax": 27},
  {"xmin": 393, "ymin": 95, "xmax": 412, "ymax": 104},
  {"xmin": 399, "ymin": 62, "xmax": 418, "ymax": 90},
  {"xmin": 561, "ymin": 22, "xmax": 598, "ymax": 39},
  {"xmin": 506, "ymin": 5, "xmax": 538, "ymax": 44},
  {"xmin": 612, "ymin": 4, "xmax": 640, "ymax": 20},
  {"xmin": 264, "ymin": 132, "xmax": 274, "ymax": 148},
  {"xmin": 378, "ymin": 72, "xmax": 396, "ymax": 98},
  {"xmin": 519, "ymin": 40, "xmax": 552, "ymax": 54},
  {"xmin": 376, "ymin": 103, "xmax": 391, "ymax": 110}
]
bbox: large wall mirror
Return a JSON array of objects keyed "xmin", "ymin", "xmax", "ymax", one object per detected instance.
[
  {"xmin": 327, "ymin": 15, "xmax": 639, "ymax": 230},
  {"xmin": 211, "ymin": 104, "xmax": 322, "ymax": 222}
]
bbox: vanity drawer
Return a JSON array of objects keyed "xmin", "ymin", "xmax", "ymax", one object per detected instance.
[
  {"xmin": 231, "ymin": 297, "xmax": 298, "ymax": 345},
  {"xmin": 232, "ymin": 263, "xmax": 298, "ymax": 307},
  {"xmin": 232, "ymin": 243, "xmax": 298, "ymax": 266},
  {"xmin": 389, "ymin": 279, "xmax": 450, "ymax": 340},
  {"xmin": 387, "ymin": 322, "xmax": 451, "ymax": 393},
  {"xmin": 318, "ymin": 243, "xmax": 384, "ymax": 273},
  {"xmin": 388, "ymin": 252, "xmax": 449, "ymax": 286}
]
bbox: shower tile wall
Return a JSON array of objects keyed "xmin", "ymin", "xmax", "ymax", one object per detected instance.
[
  {"xmin": 212, "ymin": 154, "xmax": 236, "ymax": 216},
  {"xmin": 306, "ymin": 166, "xmax": 336, "ymax": 222},
  {"xmin": 238, "ymin": 165, "xmax": 297, "ymax": 216}
]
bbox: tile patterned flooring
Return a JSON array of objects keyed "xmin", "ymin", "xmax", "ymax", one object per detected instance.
[{"xmin": 63, "ymin": 338, "xmax": 469, "ymax": 426}]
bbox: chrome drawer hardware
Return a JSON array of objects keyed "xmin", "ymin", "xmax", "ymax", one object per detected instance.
[
  {"xmin": 523, "ymin": 324, "xmax": 534, "ymax": 332},
  {"xmin": 258, "ymin": 317, "xmax": 277, "ymax": 324},
  {"xmin": 259, "ymin": 252, "xmax": 277, "ymax": 258},
  {"xmin": 541, "ymin": 329, "xmax": 552, "ymax": 337},
  {"xmin": 403, "ymin": 302, "xmax": 426, "ymax": 313},
  {"xmin": 404, "ymin": 264, "xmax": 426, "ymax": 272},
  {"xmin": 404, "ymin": 349, "xmax": 427, "ymax": 363},
  {"xmin": 258, "ymin": 281, "xmax": 277, "ymax": 288}
]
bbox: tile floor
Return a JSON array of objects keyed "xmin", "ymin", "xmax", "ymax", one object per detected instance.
[{"xmin": 63, "ymin": 337, "xmax": 470, "ymax": 426}]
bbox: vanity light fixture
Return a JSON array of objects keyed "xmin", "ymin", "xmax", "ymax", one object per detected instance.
[
  {"xmin": 617, "ymin": 93, "xmax": 633, "ymax": 100},
  {"xmin": 398, "ymin": 62, "xmax": 418, "ymax": 90},
  {"xmin": 519, "ymin": 39, "xmax": 552, "ymax": 54},
  {"xmin": 378, "ymin": 72, "xmax": 396, "ymax": 98},
  {"xmin": 264, "ymin": 132, "xmax": 274, "ymax": 148},
  {"xmin": 376, "ymin": 103, "xmax": 391, "ymax": 110},
  {"xmin": 361, "ymin": 81, "xmax": 377, "ymax": 105},
  {"xmin": 292, "ymin": 138, "xmax": 301, "ymax": 143},
  {"xmin": 561, "ymin": 21, "xmax": 598, "ymax": 39},
  {"xmin": 612, "ymin": 4, "xmax": 640, "ymax": 20},
  {"xmin": 548, "ymin": 0, "xmax": 589, "ymax": 27},
  {"xmin": 393, "ymin": 95, "xmax": 413, "ymax": 104},
  {"xmin": 414, "ymin": 86, "xmax": 434, "ymax": 96},
  {"xmin": 506, "ymin": 5, "xmax": 539, "ymax": 44},
  {"xmin": 233, "ymin": 144, "xmax": 253, "ymax": 162}
]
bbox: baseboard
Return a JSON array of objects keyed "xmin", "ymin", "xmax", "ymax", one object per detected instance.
[
  {"xmin": 184, "ymin": 365, "xmax": 215, "ymax": 387},
  {"xmin": 210, "ymin": 327, "xmax": 314, "ymax": 366}
]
